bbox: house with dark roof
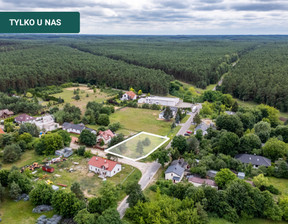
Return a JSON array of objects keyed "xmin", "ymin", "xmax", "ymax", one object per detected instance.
[
  {"xmin": 121, "ymin": 91, "xmax": 137, "ymax": 101},
  {"xmin": 15, "ymin": 114, "xmax": 36, "ymax": 124},
  {"xmin": 0, "ymin": 109, "xmax": 14, "ymax": 119},
  {"xmin": 165, "ymin": 163, "xmax": 185, "ymax": 183},
  {"xmin": 159, "ymin": 107, "xmax": 178, "ymax": 119},
  {"xmin": 88, "ymin": 156, "xmax": 122, "ymax": 177},
  {"xmin": 171, "ymin": 158, "xmax": 188, "ymax": 170},
  {"xmin": 55, "ymin": 147, "xmax": 73, "ymax": 158},
  {"xmin": 235, "ymin": 154, "xmax": 271, "ymax": 168},
  {"xmin": 194, "ymin": 122, "xmax": 210, "ymax": 135},
  {"xmin": 62, "ymin": 122, "xmax": 96, "ymax": 135}
]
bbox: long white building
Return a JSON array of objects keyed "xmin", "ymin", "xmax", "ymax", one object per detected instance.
[{"xmin": 138, "ymin": 96, "xmax": 180, "ymax": 107}]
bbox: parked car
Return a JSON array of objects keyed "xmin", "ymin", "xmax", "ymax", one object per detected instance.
[
  {"xmin": 186, "ymin": 130, "xmax": 192, "ymax": 134},
  {"xmin": 184, "ymin": 133, "xmax": 190, "ymax": 136}
]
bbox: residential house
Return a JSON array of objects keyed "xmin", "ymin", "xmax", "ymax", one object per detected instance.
[
  {"xmin": 97, "ymin": 129, "xmax": 115, "ymax": 145},
  {"xmin": 0, "ymin": 109, "xmax": 14, "ymax": 119},
  {"xmin": 165, "ymin": 163, "xmax": 185, "ymax": 183},
  {"xmin": 207, "ymin": 170, "xmax": 218, "ymax": 178},
  {"xmin": 0, "ymin": 128, "xmax": 5, "ymax": 135},
  {"xmin": 171, "ymin": 158, "xmax": 188, "ymax": 170},
  {"xmin": 33, "ymin": 115, "xmax": 59, "ymax": 132},
  {"xmin": 235, "ymin": 154, "xmax": 271, "ymax": 168},
  {"xmin": 194, "ymin": 122, "xmax": 210, "ymax": 135},
  {"xmin": 188, "ymin": 176, "xmax": 218, "ymax": 189},
  {"xmin": 55, "ymin": 147, "xmax": 73, "ymax": 158},
  {"xmin": 159, "ymin": 107, "xmax": 178, "ymax": 119},
  {"xmin": 88, "ymin": 156, "xmax": 122, "ymax": 177},
  {"xmin": 138, "ymin": 96, "xmax": 180, "ymax": 107},
  {"xmin": 62, "ymin": 122, "xmax": 96, "ymax": 135},
  {"xmin": 121, "ymin": 91, "xmax": 137, "ymax": 101},
  {"xmin": 15, "ymin": 114, "xmax": 36, "ymax": 124}
]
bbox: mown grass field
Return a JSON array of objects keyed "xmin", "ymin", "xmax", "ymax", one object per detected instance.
[
  {"xmin": 268, "ymin": 177, "xmax": 288, "ymax": 197},
  {"xmin": 110, "ymin": 107, "xmax": 172, "ymax": 136},
  {"xmin": 107, "ymin": 132, "xmax": 169, "ymax": 160}
]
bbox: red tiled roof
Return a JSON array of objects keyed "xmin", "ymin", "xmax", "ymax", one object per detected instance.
[
  {"xmin": 188, "ymin": 177, "xmax": 217, "ymax": 187},
  {"xmin": 126, "ymin": 91, "xmax": 136, "ymax": 99},
  {"xmin": 98, "ymin": 129, "xmax": 115, "ymax": 141},
  {"xmin": 15, "ymin": 114, "xmax": 35, "ymax": 122},
  {"xmin": 0, "ymin": 128, "xmax": 5, "ymax": 134},
  {"xmin": 88, "ymin": 156, "xmax": 118, "ymax": 171}
]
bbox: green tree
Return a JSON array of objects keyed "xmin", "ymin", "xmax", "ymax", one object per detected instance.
[
  {"xmin": 136, "ymin": 141, "xmax": 144, "ymax": 155},
  {"xmin": 9, "ymin": 181, "xmax": 21, "ymax": 200},
  {"xmin": 77, "ymin": 146, "xmax": 86, "ymax": 156},
  {"xmin": 231, "ymin": 101, "xmax": 239, "ymax": 112},
  {"xmin": 79, "ymin": 129, "xmax": 96, "ymax": 146},
  {"xmin": 29, "ymin": 182, "xmax": 54, "ymax": 205},
  {"xmin": 99, "ymin": 181, "xmax": 119, "ymax": 211},
  {"xmin": 262, "ymin": 137, "xmax": 288, "ymax": 162},
  {"xmin": 57, "ymin": 130, "xmax": 72, "ymax": 147},
  {"xmin": 108, "ymin": 122, "xmax": 121, "ymax": 132},
  {"xmin": 151, "ymin": 147, "xmax": 169, "ymax": 167},
  {"xmin": 51, "ymin": 190, "xmax": 83, "ymax": 217},
  {"xmin": 97, "ymin": 114, "xmax": 110, "ymax": 126},
  {"xmin": 193, "ymin": 113, "xmax": 201, "ymax": 126},
  {"xmin": 125, "ymin": 182, "xmax": 147, "ymax": 207},
  {"xmin": 3, "ymin": 144, "xmax": 22, "ymax": 163},
  {"xmin": 35, "ymin": 133, "xmax": 64, "ymax": 155},
  {"xmin": 0, "ymin": 169, "xmax": 9, "ymax": 187},
  {"xmin": 216, "ymin": 132, "xmax": 239, "ymax": 156},
  {"xmin": 75, "ymin": 94, "xmax": 80, "ymax": 100},
  {"xmin": 97, "ymin": 208, "xmax": 122, "ymax": 224},
  {"xmin": 216, "ymin": 114, "xmax": 243, "ymax": 136},
  {"xmin": 215, "ymin": 168, "xmax": 237, "ymax": 189},
  {"xmin": 239, "ymin": 134, "xmax": 261, "ymax": 154},
  {"xmin": 71, "ymin": 182, "xmax": 84, "ymax": 200},
  {"xmin": 171, "ymin": 135, "xmax": 187, "ymax": 154},
  {"xmin": 19, "ymin": 123, "xmax": 39, "ymax": 137},
  {"xmin": 0, "ymin": 183, "xmax": 5, "ymax": 202},
  {"xmin": 88, "ymin": 197, "xmax": 102, "ymax": 214},
  {"xmin": 186, "ymin": 136, "xmax": 199, "ymax": 153},
  {"xmin": 163, "ymin": 107, "xmax": 173, "ymax": 120},
  {"xmin": 19, "ymin": 133, "xmax": 33, "ymax": 144},
  {"xmin": 275, "ymin": 125, "xmax": 288, "ymax": 143},
  {"xmin": 8, "ymin": 170, "xmax": 32, "ymax": 193},
  {"xmin": 254, "ymin": 121, "xmax": 271, "ymax": 143},
  {"xmin": 279, "ymin": 196, "xmax": 288, "ymax": 221},
  {"xmin": 74, "ymin": 209, "xmax": 95, "ymax": 224},
  {"xmin": 253, "ymin": 174, "xmax": 268, "ymax": 188}
]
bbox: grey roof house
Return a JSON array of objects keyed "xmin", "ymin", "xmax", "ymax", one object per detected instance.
[
  {"xmin": 235, "ymin": 154, "xmax": 271, "ymax": 168},
  {"xmin": 55, "ymin": 147, "xmax": 73, "ymax": 158},
  {"xmin": 194, "ymin": 122, "xmax": 210, "ymax": 135},
  {"xmin": 62, "ymin": 122, "xmax": 96, "ymax": 135},
  {"xmin": 165, "ymin": 163, "xmax": 185, "ymax": 183},
  {"xmin": 171, "ymin": 158, "xmax": 188, "ymax": 170}
]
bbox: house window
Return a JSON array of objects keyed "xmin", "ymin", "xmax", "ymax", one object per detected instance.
[{"xmin": 171, "ymin": 173, "xmax": 173, "ymax": 176}]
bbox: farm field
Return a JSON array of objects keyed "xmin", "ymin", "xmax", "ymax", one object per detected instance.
[
  {"xmin": 51, "ymin": 86, "xmax": 116, "ymax": 113},
  {"xmin": 110, "ymin": 107, "xmax": 172, "ymax": 136},
  {"xmin": 106, "ymin": 132, "xmax": 169, "ymax": 161}
]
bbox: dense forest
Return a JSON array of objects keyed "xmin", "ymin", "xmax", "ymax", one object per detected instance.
[
  {"xmin": 0, "ymin": 43, "xmax": 170, "ymax": 94},
  {"xmin": 1, "ymin": 35, "xmax": 288, "ymax": 110},
  {"xmin": 221, "ymin": 42, "xmax": 288, "ymax": 112}
]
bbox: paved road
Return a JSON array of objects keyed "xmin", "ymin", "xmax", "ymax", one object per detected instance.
[{"xmin": 165, "ymin": 104, "xmax": 202, "ymax": 149}]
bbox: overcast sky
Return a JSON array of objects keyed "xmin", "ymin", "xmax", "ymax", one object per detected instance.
[{"xmin": 1, "ymin": 0, "xmax": 288, "ymax": 34}]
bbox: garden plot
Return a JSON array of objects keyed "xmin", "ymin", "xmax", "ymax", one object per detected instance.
[{"xmin": 105, "ymin": 132, "xmax": 169, "ymax": 161}]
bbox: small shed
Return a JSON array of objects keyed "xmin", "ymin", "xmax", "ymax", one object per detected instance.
[
  {"xmin": 42, "ymin": 166, "xmax": 54, "ymax": 173},
  {"xmin": 52, "ymin": 185, "xmax": 59, "ymax": 191},
  {"xmin": 207, "ymin": 170, "xmax": 218, "ymax": 178},
  {"xmin": 238, "ymin": 172, "xmax": 245, "ymax": 179}
]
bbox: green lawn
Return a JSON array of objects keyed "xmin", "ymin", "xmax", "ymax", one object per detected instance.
[
  {"xmin": 107, "ymin": 132, "xmax": 169, "ymax": 160},
  {"xmin": 209, "ymin": 217, "xmax": 287, "ymax": 224},
  {"xmin": 268, "ymin": 177, "xmax": 288, "ymax": 197},
  {"xmin": 1, "ymin": 150, "xmax": 46, "ymax": 170},
  {"xmin": 110, "ymin": 107, "xmax": 172, "ymax": 136},
  {"xmin": 0, "ymin": 199, "xmax": 54, "ymax": 224}
]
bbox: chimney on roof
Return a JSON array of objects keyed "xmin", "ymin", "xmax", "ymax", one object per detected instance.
[
  {"xmin": 104, "ymin": 160, "xmax": 106, "ymax": 163},
  {"xmin": 96, "ymin": 157, "xmax": 98, "ymax": 161},
  {"xmin": 249, "ymin": 157, "xmax": 251, "ymax": 160}
]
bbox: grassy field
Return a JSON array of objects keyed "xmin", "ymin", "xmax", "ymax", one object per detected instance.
[
  {"xmin": 209, "ymin": 217, "xmax": 287, "ymax": 224},
  {"xmin": 0, "ymin": 199, "xmax": 54, "ymax": 224},
  {"xmin": 110, "ymin": 107, "xmax": 173, "ymax": 136},
  {"xmin": 51, "ymin": 87, "xmax": 116, "ymax": 114},
  {"xmin": 268, "ymin": 177, "xmax": 288, "ymax": 197},
  {"xmin": 107, "ymin": 132, "xmax": 169, "ymax": 160},
  {"xmin": 1, "ymin": 150, "xmax": 46, "ymax": 170}
]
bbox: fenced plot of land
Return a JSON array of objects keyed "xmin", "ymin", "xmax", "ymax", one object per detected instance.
[{"xmin": 106, "ymin": 132, "xmax": 169, "ymax": 161}]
